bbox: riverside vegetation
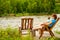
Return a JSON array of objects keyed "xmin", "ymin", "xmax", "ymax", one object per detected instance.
[
  {"xmin": 0, "ymin": 0, "xmax": 60, "ymax": 17},
  {"xmin": 0, "ymin": 27, "xmax": 60, "ymax": 40}
]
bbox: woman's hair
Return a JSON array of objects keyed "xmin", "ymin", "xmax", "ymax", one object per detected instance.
[{"xmin": 52, "ymin": 14, "xmax": 57, "ymax": 20}]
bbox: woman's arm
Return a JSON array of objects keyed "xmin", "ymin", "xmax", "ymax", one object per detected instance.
[{"xmin": 42, "ymin": 21, "xmax": 52, "ymax": 26}]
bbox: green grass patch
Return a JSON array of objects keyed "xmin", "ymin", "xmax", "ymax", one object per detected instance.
[
  {"xmin": 55, "ymin": 30, "xmax": 60, "ymax": 34},
  {"xmin": 0, "ymin": 27, "xmax": 21, "ymax": 40},
  {"xmin": 0, "ymin": 27, "xmax": 60, "ymax": 40}
]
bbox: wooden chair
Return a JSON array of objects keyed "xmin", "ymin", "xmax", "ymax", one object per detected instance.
[
  {"xmin": 19, "ymin": 18, "xmax": 33, "ymax": 35},
  {"xmin": 39, "ymin": 18, "xmax": 60, "ymax": 38}
]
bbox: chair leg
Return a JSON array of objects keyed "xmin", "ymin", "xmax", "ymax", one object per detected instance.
[
  {"xmin": 39, "ymin": 27, "xmax": 46, "ymax": 39},
  {"xmin": 32, "ymin": 29, "xmax": 39, "ymax": 37},
  {"xmin": 45, "ymin": 27, "xmax": 55, "ymax": 37},
  {"xmin": 39, "ymin": 29, "xmax": 44, "ymax": 39},
  {"xmin": 49, "ymin": 30, "xmax": 55, "ymax": 37},
  {"xmin": 32, "ymin": 30, "xmax": 36, "ymax": 37}
]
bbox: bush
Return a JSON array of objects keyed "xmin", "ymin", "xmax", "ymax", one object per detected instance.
[
  {"xmin": 55, "ymin": 3, "xmax": 60, "ymax": 13},
  {"xmin": 0, "ymin": 0, "xmax": 55, "ymax": 14}
]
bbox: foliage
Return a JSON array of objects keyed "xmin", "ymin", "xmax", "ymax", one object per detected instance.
[
  {"xmin": 0, "ymin": 0, "xmax": 56, "ymax": 17},
  {"xmin": 0, "ymin": 27, "xmax": 33, "ymax": 40},
  {"xmin": 54, "ymin": 3, "xmax": 60, "ymax": 13},
  {"xmin": 0, "ymin": 27, "xmax": 21, "ymax": 40}
]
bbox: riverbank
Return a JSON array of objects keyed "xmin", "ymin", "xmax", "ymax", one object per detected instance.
[{"xmin": 0, "ymin": 13, "xmax": 54, "ymax": 17}]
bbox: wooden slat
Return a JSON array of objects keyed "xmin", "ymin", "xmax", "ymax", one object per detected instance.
[{"xmin": 21, "ymin": 18, "xmax": 33, "ymax": 30}]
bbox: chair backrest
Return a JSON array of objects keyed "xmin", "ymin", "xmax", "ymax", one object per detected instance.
[
  {"xmin": 21, "ymin": 18, "xmax": 33, "ymax": 30},
  {"xmin": 50, "ymin": 18, "xmax": 60, "ymax": 30}
]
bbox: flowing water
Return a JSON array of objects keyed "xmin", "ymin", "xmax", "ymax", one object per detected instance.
[{"xmin": 0, "ymin": 14, "xmax": 60, "ymax": 31}]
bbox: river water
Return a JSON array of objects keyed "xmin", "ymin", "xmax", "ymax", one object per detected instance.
[{"xmin": 0, "ymin": 14, "xmax": 60, "ymax": 31}]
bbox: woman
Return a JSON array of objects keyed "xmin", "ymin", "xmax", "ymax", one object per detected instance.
[{"xmin": 39, "ymin": 14, "xmax": 57, "ymax": 38}]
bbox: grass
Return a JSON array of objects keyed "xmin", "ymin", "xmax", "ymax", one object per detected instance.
[
  {"xmin": 0, "ymin": 12, "xmax": 60, "ymax": 17},
  {"xmin": 0, "ymin": 27, "xmax": 33, "ymax": 40},
  {"xmin": 0, "ymin": 27, "xmax": 60, "ymax": 40},
  {"xmin": 15, "ymin": 13, "xmax": 29, "ymax": 17},
  {"xmin": 12, "ymin": 13, "xmax": 52, "ymax": 17},
  {"xmin": 40, "ymin": 37, "xmax": 60, "ymax": 40},
  {"xmin": 55, "ymin": 30, "xmax": 60, "ymax": 34},
  {"xmin": 0, "ymin": 13, "xmax": 53, "ymax": 17},
  {"xmin": 0, "ymin": 27, "xmax": 21, "ymax": 40}
]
